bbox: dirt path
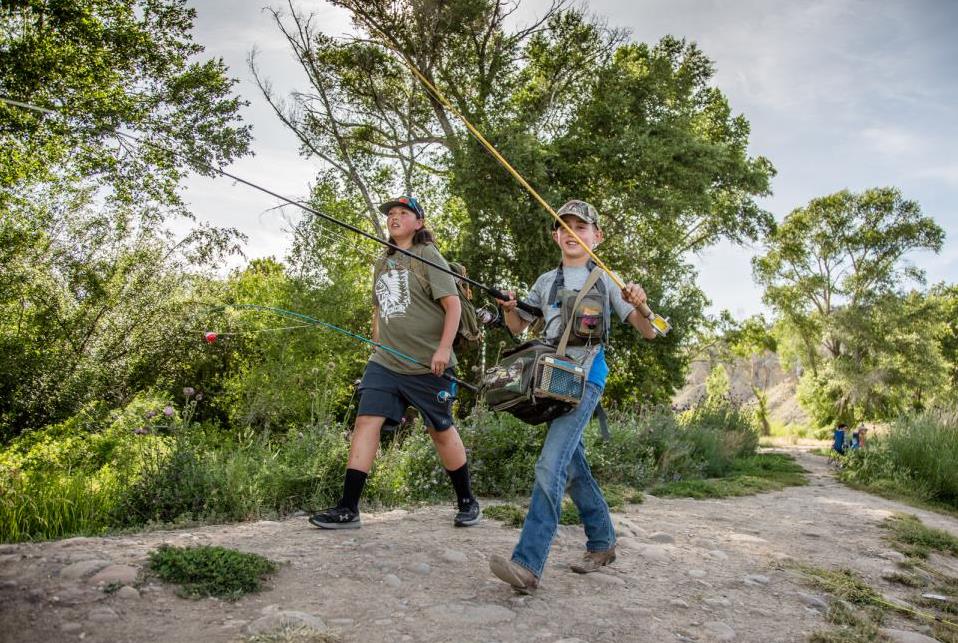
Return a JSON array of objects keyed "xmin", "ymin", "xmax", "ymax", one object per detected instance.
[{"xmin": 2, "ymin": 448, "xmax": 956, "ymax": 643}]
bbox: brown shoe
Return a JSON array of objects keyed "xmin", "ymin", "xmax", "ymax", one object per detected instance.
[
  {"xmin": 489, "ymin": 554, "xmax": 539, "ymax": 593},
  {"xmin": 570, "ymin": 546, "xmax": 616, "ymax": 574}
]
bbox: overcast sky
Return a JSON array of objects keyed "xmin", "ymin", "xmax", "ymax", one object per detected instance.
[{"xmin": 181, "ymin": 0, "xmax": 958, "ymax": 318}]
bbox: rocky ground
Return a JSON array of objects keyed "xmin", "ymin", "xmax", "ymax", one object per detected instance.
[{"xmin": 1, "ymin": 449, "xmax": 956, "ymax": 643}]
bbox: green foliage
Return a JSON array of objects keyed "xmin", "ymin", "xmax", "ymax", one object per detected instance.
[
  {"xmin": 838, "ymin": 411, "xmax": 958, "ymax": 509},
  {"xmin": 3, "ymin": 395, "xmax": 767, "ymax": 542},
  {"xmin": 882, "ymin": 513, "xmax": 958, "ymax": 559},
  {"xmin": 0, "ymin": 0, "xmax": 251, "ymax": 207},
  {"xmin": 650, "ymin": 453, "xmax": 807, "ymax": 498},
  {"xmin": 147, "ymin": 544, "xmax": 276, "ymax": 600},
  {"xmin": 754, "ymin": 187, "xmax": 947, "ymax": 423},
  {"xmin": 705, "ymin": 363, "xmax": 731, "ymax": 406},
  {"xmin": 484, "ymin": 503, "xmax": 526, "ymax": 528}
]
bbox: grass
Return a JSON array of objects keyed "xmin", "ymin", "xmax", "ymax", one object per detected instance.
[
  {"xmin": 837, "ymin": 411, "xmax": 958, "ymax": 515},
  {"xmin": 147, "ymin": 544, "xmax": 277, "ymax": 600},
  {"xmin": 484, "ymin": 503, "xmax": 525, "ymax": 528},
  {"xmin": 882, "ymin": 513, "xmax": 958, "ymax": 559},
  {"xmin": 808, "ymin": 600, "xmax": 882, "ymax": 643},
  {"xmin": 482, "ymin": 483, "xmax": 644, "ymax": 528},
  {"xmin": 649, "ymin": 453, "xmax": 807, "ymax": 499}
]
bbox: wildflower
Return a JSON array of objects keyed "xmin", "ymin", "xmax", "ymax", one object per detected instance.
[
  {"xmin": 145, "ymin": 410, "xmax": 158, "ymax": 419},
  {"xmin": 195, "ymin": 392, "xmax": 204, "ymax": 401},
  {"xmin": 163, "ymin": 405, "xmax": 174, "ymax": 417},
  {"xmin": 204, "ymin": 331, "xmax": 218, "ymax": 344},
  {"xmin": 134, "ymin": 427, "xmax": 149, "ymax": 435},
  {"xmin": 183, "ymin": 387, "xmax": 195, "ymax": 398}
]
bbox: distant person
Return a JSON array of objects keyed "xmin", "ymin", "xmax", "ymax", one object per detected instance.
[{"xmin": 832, "ymin": 422, "xmax": 848, "ymax": 455}]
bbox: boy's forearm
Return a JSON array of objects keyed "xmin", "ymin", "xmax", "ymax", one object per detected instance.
[
  {"xmin": 438, "ymin": 296, "xmax": 461, "ymax": 349},
  {"xmin": 627, "ymin": 309, "xmax": 657, "ymax": 340},
  {"xmin": 503, "ymin": 308, "xmax": 529, "ymax": 335},
  {"xmin": 372, "ymin": 308, "xmax": 379, "ymax": 342}
]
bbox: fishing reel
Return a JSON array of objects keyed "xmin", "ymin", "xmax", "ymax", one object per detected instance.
[{"xmin": 476, "ymin": 305, "xmax": 505, "ymax": 328}]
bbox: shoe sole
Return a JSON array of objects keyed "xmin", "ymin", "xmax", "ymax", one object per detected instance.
[
  {"xmin": 454, "ymin": 508, "xmax": 482, "ymax": 527},
  {"xmin": 489, "ymin": 555, "xmax": 536, "ymax": 594},
  {"xmin": 308, "ymin": 517, "xmax": 361, "ymax": 530}
]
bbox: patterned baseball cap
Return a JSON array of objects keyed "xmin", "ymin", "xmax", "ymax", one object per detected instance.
[
  {"xmin": 379, "ymin": 196, "xmax": 425, "ymax": 219},
  {"xmin": 553, "ymin": 200, "xmax": 600, "ymax": 229}
]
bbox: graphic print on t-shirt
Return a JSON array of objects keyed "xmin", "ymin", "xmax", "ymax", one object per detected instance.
[{"xmin": 375, "ymin": 267, "xmax": 410, "ymax": 323}]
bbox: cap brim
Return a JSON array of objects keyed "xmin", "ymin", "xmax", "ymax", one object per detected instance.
[
  {"xmin": 552, "ymin": 214, "xmax": 596, "ymax": 229},
  {"xmin": 379, "ymin": 200, "xmax": 422, "ymax": 217}
]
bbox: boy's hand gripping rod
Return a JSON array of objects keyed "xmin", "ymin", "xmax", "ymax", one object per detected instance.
[{"xmin": 364, "ymin": 23, "xmax": 672, "ymax": 336}]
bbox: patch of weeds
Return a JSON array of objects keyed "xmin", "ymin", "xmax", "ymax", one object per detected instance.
[
  {"xmin": 808, "ymin": 600, "xmax": 881, "ymax": 643},
  {"xmin": 601, "ymin": 483, "xmax": 643, "ymax": 510},
  {"xmin": 884, "ymin": 571, "xmax": 926, "ymax": 588},
  {"xmin": 649, "ymin": 453, "xmax": 807, "ymax": 499},
  {"xmin": 882, "ymin": 513, "xmax": 958, "ymax": 559},
  {"xmin": 559, "ymin": 499, "xmax": 580, "ymax": 525},
  {"xmin": 484, "ymin": 503, "xmax": 525, "ymax": 528},
  {"xmin": 148, "ymin": 544, "xmax": 277, "ymax": 600},
  {"xmin": 797, "ymin": 566, "xmax": 885, "ymax": 608},
  {"xmin": 247, "ymin": 626, "xmax": 340, "ymax": 643}
]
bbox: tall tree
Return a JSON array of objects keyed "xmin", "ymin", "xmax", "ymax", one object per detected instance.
[
  {"xmin": 264, "ymin": 0, "xmax": 775, "ymax": 405},
  {"xmin": 754, "ymin": 187, "xmax": 944, "ymax": 370},
  {"xmin": 0, "ymin": 0, "xmax": 253, "ymax": 436},
  {"xmin": 0, "ymin": 0, "xmax": 251, "ymax": 212}
]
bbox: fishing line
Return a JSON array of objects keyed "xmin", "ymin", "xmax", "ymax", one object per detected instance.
[
  {"xmin": 0, "ymin": 95, "xmax": 540, "ymax": 318},
  {"xmin": 205, "ymin": 303, "xmax": 479, "ymax": 392}
]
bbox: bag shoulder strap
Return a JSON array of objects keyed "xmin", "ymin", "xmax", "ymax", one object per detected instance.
[{"xmin": 556, "ymin": 266, "xmax": 603, "ymax": 357}]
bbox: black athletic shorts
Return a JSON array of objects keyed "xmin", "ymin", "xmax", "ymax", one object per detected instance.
[{"xmin": 357, "ymin": 361, "xmax": 458, "ymax": 431}]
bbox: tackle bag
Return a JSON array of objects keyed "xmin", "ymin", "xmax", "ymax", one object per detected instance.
[{"xmin": 481, "ymin": 268, "xmax": 603, "ymax": 425}]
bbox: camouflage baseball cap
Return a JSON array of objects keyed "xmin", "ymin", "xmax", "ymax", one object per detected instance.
[{"xmin": 553, "ymin": 200, "xmax": 600, "ymax": 229}]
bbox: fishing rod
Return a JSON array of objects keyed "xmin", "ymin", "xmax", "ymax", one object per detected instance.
[
  {"xmin": 358, "ymin": 21, "xmax": 672, "ymax": 337},
  {"xmin": 205, "ymin": 303, "xmax": 479, "ymax": 392},
  {"xmin": 0, "ymin": 95, "xmax": 540, "ymax": 318}
]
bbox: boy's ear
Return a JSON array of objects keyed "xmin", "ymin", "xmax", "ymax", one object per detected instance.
[
  {"xmin": 594, "ymin": 227, "xmax": 604, "ymax": 247},
  {"xmin": 551, "ymin": 228, "xmax": 560, "ymax": 244}
]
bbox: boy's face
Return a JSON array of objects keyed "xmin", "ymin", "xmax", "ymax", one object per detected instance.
[
  {"xmin": 387, "ymin": 205, "xmax": 423, "ymax": 238},
  {"xmin": 552, "ymin": 214, "xmax": 603, "ymax": 259}
]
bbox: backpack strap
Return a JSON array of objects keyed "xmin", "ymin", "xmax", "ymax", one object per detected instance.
[{"xmin": 556, "ymin": 266, "xmax": 603, "ymax": 357}]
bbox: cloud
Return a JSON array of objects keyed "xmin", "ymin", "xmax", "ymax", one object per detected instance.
[{"xmin": 859, "ymin": 126, "xmax": 923, "ymax": 158}]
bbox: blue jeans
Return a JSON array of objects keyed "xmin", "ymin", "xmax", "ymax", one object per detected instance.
[{"xmin": 511, "ymin": 382, "xmax": 615, "ymax": 578}]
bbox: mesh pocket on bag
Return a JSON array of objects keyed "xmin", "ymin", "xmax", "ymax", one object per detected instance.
[{"xmin": 534, "ymin": 356, "xmax": 584, "ymax": 403}]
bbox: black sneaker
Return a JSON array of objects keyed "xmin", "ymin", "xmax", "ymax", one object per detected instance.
[
  {"xmin": 454, "ymin": 498, "xmax": 481, "ymax": 527},
  {"xmin": 309, "ymin": 506, "xmax": 361, "ymax": 529}
]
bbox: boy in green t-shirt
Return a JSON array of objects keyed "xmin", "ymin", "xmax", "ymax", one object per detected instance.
[{"xmin": 309, "ymin": 196, "xmax": 481, "ymax": 529}]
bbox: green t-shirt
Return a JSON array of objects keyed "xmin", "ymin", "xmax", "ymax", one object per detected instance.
[{"xmin": 370, "ymin": 243, "xmax": 459, "ymax": 375}]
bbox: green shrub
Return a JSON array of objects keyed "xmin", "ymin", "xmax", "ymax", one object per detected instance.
[
  {"xmin": 459, "ymin": 410, "xmax": 545, "ymax": 497},
  {"xmin": 840, "ymin": 410, "xmax": 958, "ymax": 509},
  {"xmin": 147, "ymin": 544, "xmax": 276, "ymax": 599}
]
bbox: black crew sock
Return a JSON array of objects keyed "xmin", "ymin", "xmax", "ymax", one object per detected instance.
[
  {"xmin": 446, "ymin": 463, "xmax": 475, "ymax": 508},
  {"xmin": 339, "ymin": 468, "xmax": 368, "ymax": 513}
]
